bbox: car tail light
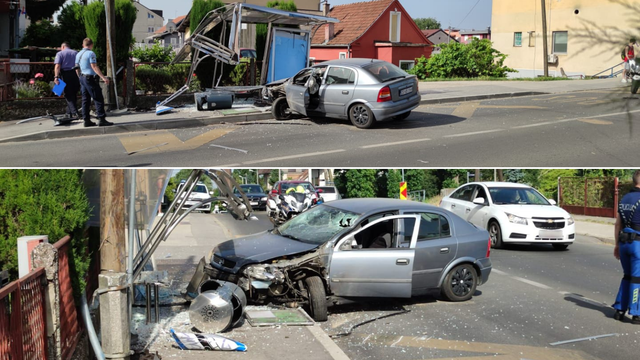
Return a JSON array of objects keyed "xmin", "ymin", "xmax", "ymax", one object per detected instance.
[
  {"xmin": 377, "ymin": 86, "xmax": 392, "ymax": 102},
  {"xmin": 486, "ymin": 236, "xmax": 491, "ymax": 258}
]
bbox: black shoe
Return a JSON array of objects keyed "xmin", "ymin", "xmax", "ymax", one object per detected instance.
[
  {"xmin": 633, "ymin": 316, "xmax": 640, "ymax": 325},
  {"xmin": 84, "ymin": 120, "xmax": 97, "ymax": 127},
  {"xmin": 98, "ymin": 118, "xmax": 114, "ymax": 127},
  {"xmin": 613, "ymin": 310, "xmax": 626, "ymax": 321}
]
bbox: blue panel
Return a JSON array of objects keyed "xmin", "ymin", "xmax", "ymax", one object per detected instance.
[{"xmin": 267, "ymin": 30, "xmax": 309, "ymax": 83}]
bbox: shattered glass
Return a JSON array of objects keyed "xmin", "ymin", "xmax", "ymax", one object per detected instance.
[{"xmin": 275, "ymin": 205, "xmax": 360, "ymax": 244}]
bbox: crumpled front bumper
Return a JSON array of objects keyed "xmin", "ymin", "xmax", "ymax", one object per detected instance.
[{"xmin": 186, "ymin": 256, "xmax": 240, "ymax": 299}]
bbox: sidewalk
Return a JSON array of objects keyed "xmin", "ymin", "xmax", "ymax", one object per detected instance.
[
  {"xmin": 573, "ymin": 214, "xmax": 616, "ymax": 245},
  {"xmin": 0, "ymin": 78, "xmax": 626, "ymax": 144}
]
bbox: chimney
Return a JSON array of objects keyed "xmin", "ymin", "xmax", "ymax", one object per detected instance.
[
  {"xmin": 323, "ymin": 1, "xmax": 330, "ymax": 16},
  {"xmin": 325, "ymin": 23, "xmax": 335, "ymax": 43}
]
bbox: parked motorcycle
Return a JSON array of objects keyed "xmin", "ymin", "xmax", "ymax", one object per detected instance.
[
  {"xmin": 630, "ymin": 59, "xmax": 640, "ymax": 94},
  {"xmin": 266, "ymin": 190, "xmax": 314, "ymax": 226}
]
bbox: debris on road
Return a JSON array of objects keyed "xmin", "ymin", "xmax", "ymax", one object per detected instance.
[
  {"xmin": 189, "ymin": 280, "xmax": 247, "ymax": 333},
  {"xmin": 170, "ymin": 329, "xmax": 247, "ymax": 351},
  {"xmin": 549, "ymin": 333, "xmax": 618, "ymax": 346},
  {"xmin": 329, "ymin": 308, "xmax": 411, "ymax": 339},
  {"xmin": 245, "ymin": 306, "xmax": 315, "ymax": 327}
]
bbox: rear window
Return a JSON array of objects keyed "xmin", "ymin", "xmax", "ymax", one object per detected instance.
[
  {"xmin": 238, "ymin": 185, "xmax": 264, "ymax": 194},
  {"xmin": 318, "ymin": 187, "xmax": 336, "ymax": 193},
  {"xmin": 363, "ymin": 62, "xmax": 407, "ymax": 82},
  {"xmin": 194, "ymin": 185, "xmax": 207, "ymax": 193},
  {"xmin": 240, "ymin": 49, "xmax": 256, "ymax": 58}
]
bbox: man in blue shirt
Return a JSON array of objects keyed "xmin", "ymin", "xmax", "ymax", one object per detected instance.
[
  {"xmin": 613, "ymin": 170, "xmax": 640, "ymax": 324},
  {"xmin": 53, "ymin": 42, "xmax": 79, "ymax": 125},
  {"xmin": 75, "ymin": 38, "xmax": 113, "ymax": 127}
]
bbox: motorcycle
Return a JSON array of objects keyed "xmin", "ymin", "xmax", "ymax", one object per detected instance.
[
  {"xmin": 630, "ymin": 59, "xmax": 640, "ymax": 95},
  {"xmin": 266, "ymin": 190, "xmax": 314, "ymax": 226}
]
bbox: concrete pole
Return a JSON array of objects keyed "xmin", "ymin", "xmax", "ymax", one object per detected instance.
[
  {"xmin": 100, "ymin": 169, "xmax": 126, "ymax": 272},
  {"xmin": 541, "ymin": 0, "xmax": 549, "ymax": 77}
]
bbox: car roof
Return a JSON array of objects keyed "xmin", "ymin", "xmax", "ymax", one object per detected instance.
[
  {"xmin": 316, "ymin": 58, "xmax": 389, "ymax": 67},
  {"xmin": 470, "ymin": 182, "xmax": 532, "ymax": 188},
  {"xmin": 326, "ymin": 198, "xmax": 440, "ymax": 215},
  {"xmin": 240, "ymin": 184, "xmax": 261, "ymax": 186}
]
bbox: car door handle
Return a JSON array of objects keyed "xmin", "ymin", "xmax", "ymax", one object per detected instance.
[
  {"xmin": 466, "ymin": 208, "xmax": 471, "ymax": 213},
  {"xmin": 396, "ymin": 258, "xmax": 410, "ymax": 265},
  {"xmin": 440, "ymin": 247, "xmax": 450, "ymax": 254},
  {"xmin": 342, "ymin": 90, "xmax": 349, "ymax": 95},
  {"xmin": 451, "ymin": 204, "xmax": 456, "ymax": 208}
]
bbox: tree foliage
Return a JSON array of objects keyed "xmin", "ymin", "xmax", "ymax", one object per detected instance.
[
  {"xmin": 256, "ymin": 1, "xmax": 298, "ymax": 63},
  {"xmin": 83, "ymin": 0, "xmax": 137, "ymax": 65},
  {"xmin": 0, "ymin": 170, "xmax": 91, "ymax": 299},
  {"xmin": 164, "ymin": 169, "xmax": 215, "ymax": 203},
  {"xmin": 131, "ymin": 41, "xmax": 174, "ymax": 63},
  {"xmin": 20, "ymin": 20, "xmax": 60, "ymax": 48},
  {"xmin": 413, "ymin": 17, "xmax": 441, "ymax": 30},
  {"xmin": 57, "ymin": 1, "xmax": 86, "ymax": 50},
  {"xmin": 408, "ymin": 38, "xmax": 516, "ymax": 79},
  {"xmin": 26, "ymin": 0, "xmax": 66, "ymax": 21}
]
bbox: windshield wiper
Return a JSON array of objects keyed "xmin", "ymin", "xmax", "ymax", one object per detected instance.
[{"xmin": 279, "ymin": 233, "xmax": 302, "ymax": 241}]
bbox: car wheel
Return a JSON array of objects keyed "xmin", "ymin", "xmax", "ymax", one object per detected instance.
[
  {"xmin": 441, "ymin": 264, "xmax": 478, "ymax": 302},
  {"xmin": 272, "ymin": 97, "xmax": 292, "ymax": 120},
  {"xmin": 349, "ymin": 103, "xmax": 375, "ymax": 129},
  {"xmin": 305, "ymin": 276, "xmax": 328, "ymax": 322},
  {"xmin": 394, "ymin": 111, "xmax": 411, "ymax": 120},
  {"xmin": 552, "ymin": 244, "xmax": 569, "ymax": 251},
  {"xmin": 488, "ymin": 221, "xmax": 503, "ymax": 249}
]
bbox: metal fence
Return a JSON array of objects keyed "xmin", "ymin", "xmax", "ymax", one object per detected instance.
[
  {"xmin": 559, "ymin": 177, "xmax": 619, "ymax": 218},
  {"xmin": 54, "ymin": 236, "xmax": 81, "ymax": 360},
  {"xmin": 0, "ymin": 267, "xmax": 48, "ymax": 360}
]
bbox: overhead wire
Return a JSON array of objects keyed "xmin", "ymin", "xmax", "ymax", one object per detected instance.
[{"xmin": 457, "ymin": 0, "xmax": 482, "ymax": 29}]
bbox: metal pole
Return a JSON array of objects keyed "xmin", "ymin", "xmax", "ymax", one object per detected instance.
[
  {"xmin": 541, "ymin": 0, "xmax": 549, "ymax": 77},
  {"xmin": 401, "ymin": 169, "xmax": 405, "ymax": 183},
  {"xmin": 127, "ymin": 169, "xmax": 136, "ymax": 325}
]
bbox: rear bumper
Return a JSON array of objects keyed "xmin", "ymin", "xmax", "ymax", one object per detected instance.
[
  {"xmin": 475, "ymin": 258, "xmax": 492, "ymax": 286},
  {"xmin": 370, "ymin": 93, "xmax": 421, "ymax": 121}
]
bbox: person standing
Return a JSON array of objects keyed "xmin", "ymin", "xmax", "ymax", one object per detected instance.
[
  {"xmin": 612, "ymin": 170, "xmax": 640, "ymax": 324},
  {"xmin": 53, "ymin": 42, "xmax": 80, "ymax": 125},
  {"xmin": 622, "ymin": 38, "xmax": 637, "ymax": 84},
  {"xmin": 75, "ymin": 37, "xmax": 113, "ymax": 127}
]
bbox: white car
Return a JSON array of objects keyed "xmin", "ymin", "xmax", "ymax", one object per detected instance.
[
  {"xmin": 316, "ymin": 186, "xmax": 342, "ymax": 202},
  {"xmin": 440, "ymin": 182, "xmax": 576, "ymax": 250},
  {"xmin": 176, "ymin": 181, "xmax": 213, "ymax": 213}
]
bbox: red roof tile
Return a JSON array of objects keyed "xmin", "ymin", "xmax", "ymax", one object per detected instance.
[
  {"xmin": 311, "ymin": 0, "xmax": 394, "ymax": 46},
  {"xmin": 154, "ymin": 15, "xmax": 187, "ymax": 34},
  {"xmin": 422, "ymin": 29, "xmax": 440, "ymax": 37}
]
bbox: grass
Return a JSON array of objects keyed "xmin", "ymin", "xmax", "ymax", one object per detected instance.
[
  {"xmin": 419, "ymin": 76, "xmax": 576, "ymax": 82},
  {"xmin": 424, "ymin": 194, "xmax": 444, "ymax": 206}
]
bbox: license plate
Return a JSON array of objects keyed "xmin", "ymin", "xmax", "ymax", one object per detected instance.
[
  {"xmin": 399, "ymin": 86, "xmax": 413, "ymax": 96},
  {"xmin": 539, "ymin": 230, "xmax": 562, "ymax": 238},
  {"xmin": 250, "ymin": 201, "xmax": 258, "ymax": 206}
]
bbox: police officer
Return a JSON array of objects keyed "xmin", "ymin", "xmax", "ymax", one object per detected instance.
[
  {"xmin": 613, "ymin": 170, "xmax": 640, "ymax": 324},
  {"xmin": 53, "ymin": 42, "xmax": 79, "ymax": 125},
  {"xmin": 75, "ymin": 38, "xmax": 113, "ymax": 127}
]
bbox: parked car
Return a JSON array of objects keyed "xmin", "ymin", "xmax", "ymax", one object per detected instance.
[
  {"xmin": 239, "ymin": 48, "xmax": 257, "ymax": 60},
  {"xmin": 187, "ymin": 198, "xmax": 492, "ymax": 321},
  {"xmin": 267, "ymin": 59, "xmax": 420, "ymax": 129},
  {"xmin": 269, "ymin": 181, "xmax": 322, "ymax": 204},
  {"xmin": 234, "ymin": 184, "xmax": 268, "ymax": 211},
  {"xmin": 315, "ymin": 186, "xmax": 342, "ymax": 202},
  {"xmin": 440, "ymin": 182, "xmax": 576, "ymax": 250},
  {"xmin": 176, "ymin": 181, "xmax": 213, "ymax": 213}
]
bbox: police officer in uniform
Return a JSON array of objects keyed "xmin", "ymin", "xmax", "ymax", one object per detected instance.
[
  {"xmin": 53, "ymin": 42, "xmax": 79, "ymax": 125},
  {"xmin": 613, "ymin": 170, "xmax": 640, "ymax": 324},
  {"xmin": 75, "ymin": 38, "xmax": 113, "ymax": 127}
]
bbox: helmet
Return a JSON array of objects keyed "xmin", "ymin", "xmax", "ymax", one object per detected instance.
[{"xmin": 295, "ymin": 185, "xmax": 305, "ymax": 193}]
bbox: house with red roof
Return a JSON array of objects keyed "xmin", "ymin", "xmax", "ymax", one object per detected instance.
[
  {"xmin": 310, "ymin": 0, "xmax": 433, "ymax": 71},
  {"xmin": 422, "ymin": 29, "xmax": 458, "ymax": 54},
  {"xmin": 147, "ymin": 15, "xmax": 187, "ymax": 51}
]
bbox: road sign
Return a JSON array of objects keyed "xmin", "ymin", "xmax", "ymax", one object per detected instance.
[{"xmin": 400, "ymin": 182, "xmax": 407, "ymax": 200}]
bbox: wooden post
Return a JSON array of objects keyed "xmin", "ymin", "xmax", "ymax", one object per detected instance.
[
  {"xmin": 100, "ymin": 169, "xmax": 126, "ymax": 272},
  {"xmin": 541, "ymin": 0, "xmax": 549, "ymax": 77},
  {"xmin": 105, "ymin": 0, "xmax": 116, "ymax": 80}
]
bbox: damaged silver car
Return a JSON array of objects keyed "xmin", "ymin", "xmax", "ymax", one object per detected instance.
[{"xmin": 187, "ymin": 198, "xmax": 492, "ymax": 321}]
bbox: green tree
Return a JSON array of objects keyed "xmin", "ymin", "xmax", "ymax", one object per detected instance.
[
  {"xmin": 343, "ymin": 170, "xmax": 377, "ymax": 199},
  {"xmin": 503, "ymin": 169, "xmax": 526, "ymax": 183},
  {"xmin": 535, "ymin": 169, "xmax": 577, "ymax": 199},
  {"xmin": 57, "ymin": 1, "xmax": 86, "ymax": 50},
  {"xmin": 0, "ymin": 170, "xmax": 90, "ymax": 299},
  {"xmin": 269, "ymin": 169, "xmax": 280, "ymax": 186},
  {"xmin": 408, "ymin": 38, "xmax": 516, "ymax": 79},
  {"xmin": 164, "ymin": 169, "xmax": 215, "ymax": 202},
  {"xmin": 131, "ymin": 40, "xmax": 174, "ymax": 63},
  {"xmin": 256, "ymin": 1, "xmax": 298, "ymax": 63},
  {"xmin": 19, "ymin": 20, "xmax": 60, "ymax": 47},
  {"xmin": 83, "ymin": 0, "xmax": 137, "ymax": 65},
  {"xmin": 386, "ymin": 169, "xmax": 402, "ymax": 198},
  {"xmin": 26, "ymin": 0, "xmax": 66, "ymax": 21},
  {"xmin": 413, "ymin": 17, "xmax": 441, "ymax": 30}
]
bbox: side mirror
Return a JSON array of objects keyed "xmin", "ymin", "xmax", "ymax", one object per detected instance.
[
  {"xmin": 340, "ymin": 237, "xmax": 360, "ymax": 250},
  {"xmin": 548, "ymin": 199, "xmax": 557, "ymax": 205},
  {"xmin": 209, "ymin": 191, "xmax": 214, "ymax": 195},
  {"xmin": 316, "ymin": 189, "xmax": 323, "ymax": 193},
  {"xmin": 473, "ymin": 197, "xmax": 486, "ymax": 205}
]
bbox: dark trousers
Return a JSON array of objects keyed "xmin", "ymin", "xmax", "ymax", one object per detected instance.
[
  {"xmin": 613, "ymin": 240, "xmax": 640, "ymax": 316},
  {"xmin": 60, "ymin": 70, "xmax": 79, "ymax": 116},
  {"xmin": 79, "ymin": 75, "xmax": 106, "ymax": 121}
]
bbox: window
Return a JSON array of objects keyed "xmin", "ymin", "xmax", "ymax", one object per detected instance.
[
  {"xmin": 148, "ymin": 27, "xmax": 154, "ymax": 33},
  {"xmin": 399, "ymin": 60, "xmax": 415, "ymax": 71},
  {"xmin": 362, "ymin": 62, "xmax": 406, "ymax": 82},
  {"xmin": 148, "ymin": 13, "xmax": 154, "ymax": 19},
  {"xmin": 339, "ymin": 52, "xmax": 347, "ymax": 59},
  {"xmin": 553, "ymin": 31, "xmax": 568, "ymax": 54},
  {"xmin": 514, "ymin": 32, "xmax": 522, "ymax": 47},
  {"xmin": 528, "ymin": 31, "xmax": 536, "ymax": 47},
  {"xmin": 403, "ymin": 213, "xmax": 451, "ymax": 242},
  {"xmin": 326, "ymin": 67, "xmax": 355, "ymax": 85},
  {"xmin": 170, "ymin": 37, "xmax": 177, "ymax": 45},
  {"xmin": 390, "ymin": 11, "xmax": 401, "ymax": 42},
  {"xmin": 474, "ymin": 186, "xmax": 488, "ymax": 203},
  {"xmin": 451, "ymin": 185, "xmax": 474, "ymax": 202}
]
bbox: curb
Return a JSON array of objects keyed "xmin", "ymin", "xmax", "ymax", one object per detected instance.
[
  {"xmin": 419, "ymin": 91, "xmax": 549, "ymax": 105},
  {"xmin": 307, "ymin": 325, "xmax": 350, "ymax": 360},
  {"xmin": 577, "ymin": 231, "xmax": 616, "ymax": 246},
  {"xmin": 0, "ymin": 112, "xmax": 274, "ymax": 144}
]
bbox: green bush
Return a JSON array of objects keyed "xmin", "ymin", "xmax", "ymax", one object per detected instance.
[
  {"xmin": 57, "ymin": 1, "xmax": 86, "ymax": 50},
  {"xmin": 0, "ymin": 170, "xmax": 91, "ymax": 300},
  {"xmin": 131, "ymin": 41, "xmax": 174, "ymax": 63},
  {"xmin": 83, "ymin": 0, "xmax": 136, "ymax": 66},
  {"xmin": 19, "ymin": 20, "xmax": 60, "ymax": 48},
  {"xmin": 13, "ymin": 81, "xmax": 45, "ymax": 98},
  {"xmin": 135, "ymin": 65, "xmax": 172, "ymax": 94},
  {"xmin": 408, "ymin": 38, "xmax": 516, "ymax": 80},
  {"xmin": 25, "ymin": 0, "xmax": 66, "ymax": 22}
]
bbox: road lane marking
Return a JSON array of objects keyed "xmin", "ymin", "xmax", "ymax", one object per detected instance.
[
  {"xmin": 452, "ymin": 101, "xmax": 480, "ymax": 118},
  {"xmin": 443, "ymin": 129, "xmax": 504, "ymax": 138},
  {"xmin": 360, "ymin": 138, "xmax": 431, "ymax": 149},
  {"xmin": 241, "ymin": 149, "xmax": 346, "ymax": 165},
  {"xmin": 118, "ymin": 127, "xmax": 237, "ymax": 154},
  {"xmin": 578, "ymin": 118, "xmax": 614, "ymax": 125},
  {"xmin": 511, "ymin": 276, "xmax": 552, "ymax": 290},
  {"xmin": 511, "ymin": 109, "xmax": 640, "ymax": 129},
  {"xmin": 491, "ymin": 269, "xmax": 508, "ymax": 276}
]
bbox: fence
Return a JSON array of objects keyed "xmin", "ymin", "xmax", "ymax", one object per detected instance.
[
  {"xmin": 54, "ymin": 236, "xmax": 81, "ymax": 360},
  {"xmin": 558, "ymin": 177, "xmax": 619, "ymax": 218},
  {"xmin": 0, "ymin": 267, "xmax": 48, "ymax": 360}
]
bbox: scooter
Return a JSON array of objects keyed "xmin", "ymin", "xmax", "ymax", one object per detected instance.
[
  {"xmin": 630, "ymin": 59, "xmax": 640, "ymax": 94},
  {"xmin": 266, "ymin": 190, "xmax": 314, "ymax": 226}
]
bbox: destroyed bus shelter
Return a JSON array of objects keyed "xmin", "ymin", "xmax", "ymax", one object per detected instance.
[{"xmin": 159, "ymin": 2, "xmax": 338, "ymax": 108}]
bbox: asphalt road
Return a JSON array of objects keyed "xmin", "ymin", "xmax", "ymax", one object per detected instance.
[
  {"xmin": 1, "ymin": 89, "xmax": 639, "ymax": 167},
  {"xmin": 200, "ymin": 212, "xmax": 638, "ymax": 360}
]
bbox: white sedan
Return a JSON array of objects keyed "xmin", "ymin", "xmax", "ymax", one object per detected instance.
[{"xmin": 440, "ymin": 182, "xmax": 576, "ymax": 250}]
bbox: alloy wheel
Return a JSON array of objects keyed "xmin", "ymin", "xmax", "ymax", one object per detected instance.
[
  {"xmin": 351, "ymin": 105, "xmax": 369, "ymax": 126},
  {"xmin": 450, "ymin": 267, "xmax": 473, "ymax": 297},
  {"xmin": 489, "ymin": 223, "xmax": 498, "ymax": 246}
]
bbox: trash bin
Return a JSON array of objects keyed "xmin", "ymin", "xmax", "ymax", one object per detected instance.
[
  {"xmin": 194, "ymin": 90, "xmax": 234, "ymax": 111},
  {"xmin": 199, "ymin": 280, "xmax": 247, "ymax": 328}
]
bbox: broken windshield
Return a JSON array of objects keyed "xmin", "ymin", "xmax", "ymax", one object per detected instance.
[{"xmin": 275, "ymin": 205, "xmax": 360, "ymax": 244}]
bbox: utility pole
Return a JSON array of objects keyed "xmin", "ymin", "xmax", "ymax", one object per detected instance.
[
  {"xmin": 540, "ymin": 0, "xmax": 549, "ymax": 77},
  {"xmin": 105, "ymin": 0, "xmax": 116, "ymax": 109},
  {"xmin": 100, "ymin": 169, "xmax": 126, "ymax": 272}
]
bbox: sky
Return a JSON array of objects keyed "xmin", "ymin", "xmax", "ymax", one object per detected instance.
[{"xmin": 137, "ymin": 0, "xmax": 492, "ymax": 30}]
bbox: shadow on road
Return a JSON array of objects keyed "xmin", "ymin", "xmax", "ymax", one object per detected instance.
[
  {"xmin": 563, "ymin": 292, "xmax": 616, "ymax": 319},
  {"xmin": 304, "ymin": 111, "xmax": 467, "ymax": 130},
  {"xmin": 498, "ymin": 244, "xmax": 567, "ymax": 252}
]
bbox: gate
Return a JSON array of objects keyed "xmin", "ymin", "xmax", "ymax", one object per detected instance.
[{"xmin": 558, "ymin": 177, "xmax": 619, "ymax": 218}]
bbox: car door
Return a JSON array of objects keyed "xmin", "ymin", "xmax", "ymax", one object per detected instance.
[
  {"xmin": 466, "ymin": 184, "xmax": 490, "ymax": 229},
  {"xmin": 446, "ymin": 185, "xmax": 474, "ymax": 219},
  {"xmin": 320, "ymin": 66, "xmax": 356, "ymax": 118},
  {"xmin": 329, "ymin": 214, "xmax": 420, "ymax": 298},
  {"xmin": 401, "ymin": 211, "xmax": 458, "ymax": 294},
  {"xmin": 286, "ymin": 69, "xmax": 312, "ymax": 116}
]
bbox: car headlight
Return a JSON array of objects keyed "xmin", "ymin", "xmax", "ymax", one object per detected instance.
[
  {"xmin": 244, "ymin": 264, "xmax": 284, "ymax": 283},
  {"xmin": 261, "ymin": 196, "xmax": 267, "ymax": 201},
  {"xmin": 567, "ymin": 217, "xmax": 575, "ymax": 225},
  {"xmin": 506, "ymin": 213, "xmax": 528, "ymax": 225}
]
